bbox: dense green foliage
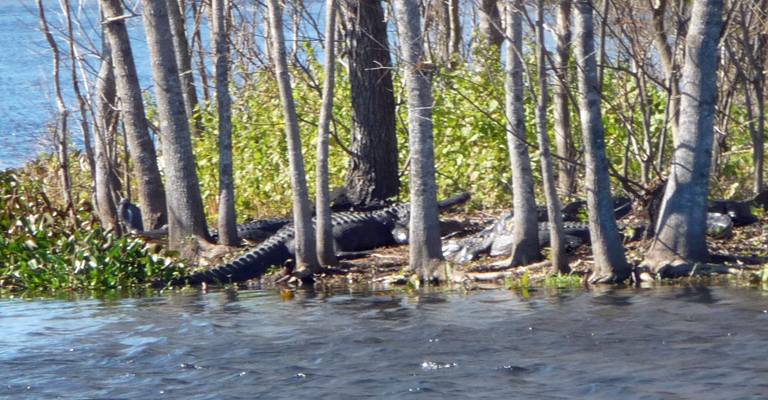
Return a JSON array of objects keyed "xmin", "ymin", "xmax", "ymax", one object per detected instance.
[{"xmin": 0, "ymin": 168, "xmax": 185, "ymax": 292}]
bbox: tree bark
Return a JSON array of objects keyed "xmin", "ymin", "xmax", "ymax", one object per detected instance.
[
  {"xmin": 37, "ymin": 0, "xmax": 75, "ymax": 224},
  {"xmin": 267, "ymin": 0, "xmax": 321, "ymax": 276},
  {"xmin": 573, "ymin": 0, "xmax": 630, "ymax": 283},
  {"xmin": 142, "ymin": 0, "xmax": 211, "ymax": 249},
  {"xmin": 93, "ymin": 32, "xmax": 122, "ymax": 234},
  {"xmin": 212, "ymin": 0, "xmax": 237, "ymax": 246},
  {"xmin": 535, "ymin": 0, "xmax": 568, "ymax": 274},
  {"xmin": 479, "ymin": 0, "xmax": 504, "ymax": 49},
  {"xmin": 316, "ymin": 0, "xmax": 339, "ymax": 266},
  {"xmin": 649, "ymin": 0, "xmax": 681, "ymax": 144},
  {"xmin": 645, "ymin": 0, "xmax": 723, "ymax": 271},
  {"xmin": 505, "ymin": 0, "xmax": 541, "ymax": 267},
  {"xmin": 396, "ymin": 0, "xmax": 443, "ymax": 281},
  {"xmin": 102, "ymin": 0, "xmax": 168, "ymax": 230},
  {"xmin": 167, "ymin": 0, "xmax": 201, "ymax": 134},
  {"xmin": 341, "ymin": 0, "xmax": 400, "ymax": 207},
  {"xmin": 554, "ymin": 0, "xmax": 576, "ymax": 197}
]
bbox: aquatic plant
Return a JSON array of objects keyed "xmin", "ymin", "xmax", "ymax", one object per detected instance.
[{"xmin": 0, "ymin": 167, "xmax": 185, "ymax": 292}]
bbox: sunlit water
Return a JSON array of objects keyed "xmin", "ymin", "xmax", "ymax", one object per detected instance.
[{"xmin": 1, "ymin": 285, "xmax": 767, "ymax": 399}]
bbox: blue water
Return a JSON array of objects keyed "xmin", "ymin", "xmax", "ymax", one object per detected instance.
[
  {"xmin": 1, "ymin": 284, "xmax": 768, "ymax": 399},
  {"xmin": 0, "ymin": 0, "xmax": 153, "ymax": 170}
]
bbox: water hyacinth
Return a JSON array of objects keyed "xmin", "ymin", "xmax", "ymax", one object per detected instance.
[{"xmin": 0, "ymin": 166, "xmax": 185, "ymax": 292}]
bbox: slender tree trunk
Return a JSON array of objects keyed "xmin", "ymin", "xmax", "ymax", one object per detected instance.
[
  {"xmin": 596, "ymin": 0, "xmax": 609, "ymax": 90},
  {"xmin": 102, "ymin": 0, "xmax": 168, "ymax": 230},
  {"xmin": 534, "ymin": 0, "xmax": 568, "ymax": 274},
  {"xmin": 554, "ymin": 0, "xmax": 576, "ymax": 197},
  {"xmin": 449, "ymin": 0, "xmax": 461, "ymax": 57},
  {"xmin": 505, "ymin": 0, "xmax": 541, "ymax": 267},
  {"xmin": 341, "ymin": 0, "xmax": 400, "ymax": 207},
  {"xmin": 644, "ymin": 0, "xmax": 723, "ymax": 274},
  {"xmin": 396, "ymin": 0, "xmax": 443, "ymax": 281},
  {"xmin": 37, "ymin": 0, "xmax": 76, "ymax": 224},
  {"xmin": 167, "ymin": 0, "xmax": 201, "ymax": 134},
  {"xmin": 649, "ymin": 0, "xmax": 681, "ymax": 144},
  {"xmin": 142, "ymin": 0, "xmax": 211, "ymax": 249},
  {"xmin": 63, "ymin": 0, "xmax": 96, "ymax": 179},
  {"xmin": 93, "ymin": 31, "xmax": 122, "ymax": 234},
  {"xmin": 479, "ymin": 0, "xmax": 503, "ymax": 49},
  {"xmin": 267, "ymin": 0, "xmax": 320, "ymax": 277},
  {"xmin": 573, "ymin": 0, "xmax": 630, "ymax": 283},
  {"xmin": 212, "ymin": 0, "xmax": 237, "ymax": 246},
  {"xmin": 316, "ymin": 0, "xmax": 339, "ymax": 266}
]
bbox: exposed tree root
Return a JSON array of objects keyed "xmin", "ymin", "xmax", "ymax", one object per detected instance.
[{"xmin": 636, "ymin": 257, "xmax": 763, "ymax": 281}]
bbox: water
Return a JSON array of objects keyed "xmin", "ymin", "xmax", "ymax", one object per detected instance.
[
  {"xmin": 1, "ymin": 285, "xmax": 767, "ymax": 399},
  {"xmin": 0, "ymin": 0, "xmax": 153, "ymax": 170}
]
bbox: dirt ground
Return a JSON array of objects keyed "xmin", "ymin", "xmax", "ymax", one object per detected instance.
[{"xmin": 240, "ymin": 208, "xmax": 768, "ymax": 288}]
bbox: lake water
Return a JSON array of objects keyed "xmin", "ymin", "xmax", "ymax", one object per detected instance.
[
  {"xmin": 2, "ymin": 284, "xmax": 768, "ymax": 399},
  {"xmin": 0, "ymin": 0, "xmax": 153, "ymax": 170}
]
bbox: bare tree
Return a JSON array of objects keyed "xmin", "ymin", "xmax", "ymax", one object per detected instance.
[
  {"xmin": 396, "ymin": 0, "xmax": 443, "ymax": 281},
  {"xmin": 267, "ymin": 0, "xmax": 321, "ymax": 277},
  {"xmin": 726, "ymin": 1, "xmax": 766, "ymax": 194},
  {"xmin": 554, "ymin": 0, "xmax": 577, "ymax": 197},
  {"xmin": 102, "ymin": 0, "xmax": 168, "ymax": 230},
  {"xmin": 37, "ymin": 0, "xmax": 76, "ymax": 224},
  {"xmin": 93, "ymin": 33, "xmax": 123, "ymax": 234},
  {"xmin": 649, "ymin": 0, "xmax": 683, "ymax": 145},
  {"xmin": 142, "ymin": 0, "xmax": 211, "ymax": 249},
  {"xmin": 534, "ymin": 0, "xmax": 568, "ymax": 274},
  {"xmin": 642, "ymin": 0, "xmax": 723, "ymax": 276},
  {"xmin": 167, "ymin": 0, "xmax": 201, "ymax": 134},
  {"xmin": 480, "ymin": 0, "xmax": 504, "ymax": 49},
  {"xmin": 340, "ymin": 0, "xmax": 400, "ymax": 207},
  {"xmin": 505, "ymin": 0, "xmax": 541, "ymax": 267},
  {"xmin": 212, "ymin": 0, "xmax": 237, "ymax": 246},
  {"xmin": 316, "ymin": 0, "xmax": 339, "ymax": 266},
  {"xmin": 573, "ymin": 0, "xmax": 630, "ymax": 283}
]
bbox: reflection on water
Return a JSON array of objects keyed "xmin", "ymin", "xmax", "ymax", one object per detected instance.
[{"xmin": 1, "ymin": 285, "xmax": 768, "ymax": 399}]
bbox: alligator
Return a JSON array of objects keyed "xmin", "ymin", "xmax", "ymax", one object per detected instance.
[
  {"xmin": 153, "ymin": 192, "xmax": 471, "ymax": 287},
  {"xmin": 120, "ymin": 203, "xmax": 292, "ymax": 243},
  {"xmin": 442, "ymin": 204, "xmax": 739, "ymax": 265}
]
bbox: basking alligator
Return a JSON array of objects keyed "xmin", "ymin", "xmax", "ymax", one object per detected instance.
[
  {"xmin": 443, "ymin": 202, "xmax": 740, "ymax": 265},
  {"xmin": 154, "ymin": 192, "xmax": 471, "ymax": 287},
  {"xmin": 120, "ymin": 203, "xmax": 292, "ymax": 243}
]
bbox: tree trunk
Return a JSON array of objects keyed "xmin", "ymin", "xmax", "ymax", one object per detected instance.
[
  {"xmin": 341, "ymin": 0, "xmax": 400, "ymax": 207},
  {"xmin": 554, "ymin": 0, "xmax": 576, "ymax": 197},
  {"xmin": 573, "ymin": 0, "xmax": 630, "ymax": 283},
  {"xmin": 212, "ymin": 0, "xmax": 237, "ymax": 246},
  {"xmin": 480, "ymin": 0, "xmax": 504, "ymax": 49},
  {"xmin": 535, "ymin": 0, "xmax": 568, "ymax": 274},
  {"xmin": 142, "ymin": 0, "xmax": 211, "ymax": 249},
  {"xmin": 316, "ymin": 0, "xmax": 339, "ymax": 266},
  {"xmin": 596, "ymin": 0, "xmax": 609, "ymax": 90},
  {"xmin": 102, "ymin": 0, "xmax": 168, "ymax": 230},
  {"xmin": 167, "ymin": 0, "xmax": 201, "ymax": 134},
  {"xmin": 644, "ymin": 0, "xmax": 723, "ymax": 273},
  {"xmin": 38, "ymin": 0, "xmax": 75, "ymax": 224},
  {"xmin": 396, "ymin": 0, "xmax": 443, "ymax": 281},
  {"xmin": 93, "ymin": 32, "xmax": 122, "ymax": 234},
  {"xmin": 267, "ymin": 0, "xmax": 321, "ymax": 277},
  {"xmin": 505, "ymin": 0, "xmax": 541, "ymax": 267},
  {"xmin": 649, "ymin": 0, "xmax": 681, "ymax": 144}
]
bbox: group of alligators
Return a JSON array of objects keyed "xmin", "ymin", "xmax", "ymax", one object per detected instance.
[{"xmin": 119, "ymin": 189, "xmax": 767, "ymax": 287}]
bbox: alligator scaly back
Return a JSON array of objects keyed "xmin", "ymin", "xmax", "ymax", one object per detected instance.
[
  {"xmin": 155, "ymin": 192, "xmax": 471, "ymax": 287},
  {"xmin": 160, "ymin": 225, "xmax": 296, "ymax": 286}
]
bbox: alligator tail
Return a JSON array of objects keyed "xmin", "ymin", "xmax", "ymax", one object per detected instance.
[
  {"xmin": 437, "ymin": 192, "xmax": 471, "ymax": 210},
  {"xmin": 154, "ymin": 228, "xmax": 295, "ymax": 287}
]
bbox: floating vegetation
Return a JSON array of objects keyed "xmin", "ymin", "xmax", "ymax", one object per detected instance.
[{"xmin": 0, "ymin": 167, "xmax": 185, "ymax": 292}]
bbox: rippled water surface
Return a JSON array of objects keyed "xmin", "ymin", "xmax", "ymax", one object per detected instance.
[{"xmin": 1, "ymin": 285, "xmax": 768, "ymax": 399}]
